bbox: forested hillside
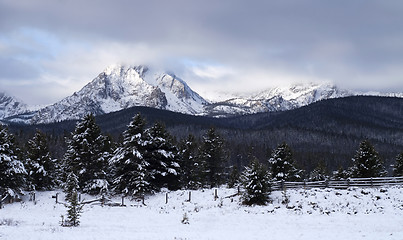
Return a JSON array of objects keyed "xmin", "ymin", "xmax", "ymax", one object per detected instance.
[{"xmin": 5, "ymin": 96, "xmax": 403, "ymax": 175}]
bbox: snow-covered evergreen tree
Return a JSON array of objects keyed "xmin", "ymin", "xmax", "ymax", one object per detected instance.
[
  {"xmin": 63, "ymin": 114, "xmax": 112, "ymax": 194},
  {"xmin": 64, "ymin": 171, "xmax": 79, "ymax": 201},
  {"xmin": 110, "ymin": 114, "xmax": 151, "ymax": 197},
  {"xmin": 64, "ymin": 172, "xmax": 82, "ymax": 227},
  {"xmin": 269, "ymin": 143, "xmax": 302, "ymax": 181},
  {"xmin": 0, "ymin": 124, "xmax": 27, "ymax": 196},
  {"xmin": 144, "ymin": 122, "xmax": 180, "ymax": 190},
  {"xmin": 228, "ymin": 166, "xmax": 240, "ymax": 188},
  {"xmin": 332, "ymin": 166, "xmax": 348, "ymax": 180},
  {"xmin": 26, "ymin": 130, "xmax": 57, "ymax": 190},
  {"xmin": 308, "ymin": 160, "xmax": 329, "ymax": 181},
  {"xmin": 393, "ymin": 152, "xmax": 403, "ymax": 177},
  {"xmin": 349, "ymin": 140, "xmax": 387, "ymax": 178},
  {"xmin": 178, "ymin": 134, "xmax": 201, "ymax": 189},
  {"xmin": 197, "ymin": 127, "xmax": 227, "ymax": 188},
  {"xmin": 241, "ymin": 157, "xmax": 270, "ymax": 206}
]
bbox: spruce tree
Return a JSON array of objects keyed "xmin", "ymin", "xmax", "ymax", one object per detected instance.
[
  {"xmin": 198, "ymin": 127, "xmax": 227, "ymax": 188},
  {"xmin": 393, "ymin": 152, "xmax": 403, "ymax": 177},
  {"xmin": 241, "ymin": 157, "xmax": 270, "ymax": 206},
  {"xmin": 269, "ymin": 143, "xmax": 302, "ymax": 181},
  {"xmin": 64, "ymin": 171, "xmax": 79, "ymax": 201},
  {"xmin": 0, "ymin": 125, "xmax": 27, "ymax": 196},
  {"xmin": 26, "ymin": 130, "xmax": 57, "ymax": 190},
  {"xmin": 63, "ymin": 114, "xmax": 112, "ymax": 194},
  {"xmin": 349, "ymin": 140, "xmax": 387, "ymax": 178},
  {"xmin": 178, "ymin": 134, "xmax": 201, "ymax": 189},
  {"xmin": 111, "ymin": 114, "xmax": 151, "ymax": 197},
  {"xmin": 144, "ymin": 122, "xmax": 180, "ymax": 190},
  {"xmin": 64, "ymin": 172, "xmax": 82, "ymax": 227}
]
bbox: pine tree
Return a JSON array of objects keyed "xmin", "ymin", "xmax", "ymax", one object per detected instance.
[
  {"xmin": 198, "ymin": 127, "xmax": 227, "ymax": 188},
  {"xmin": 269, "ymin": 143, "xmax": 302, "ymax": 181},
  {"xmin": 349, "ymin": 140, "xmax": 387, "ymax": 178},
  {"xmin": 26, "ymin": 130, "xmax": 57, "ymax": 190},
  {"xmin": 0, "ymin": 125, "xmax": 27, "ymax": 196},
  {"xmin": 393, "ymin": 152, "xmax": 403, "ymax": 177},
  {"xmin": 63, "ymin": 114, "xmax": 112, "ymax": 194},
  {"xmin": 64, "ymin": 172, "xmax": 82, "ymax": 227},
  {"xmin": 308, "ymin": 160, "xmax": 329, "ymax": 181},
  {"xmin": 111, "ymin": 114, "xmax": 151, "ymax": 197},
  {"xmin": 241, "ymin": 157, "xmax": 270, "ymax": 206},
  {"xmin": 178, "ymin": 134, "xmax": 201, "ymax": 189},
  {"xmin": 144, "ymin": 122, "xmax": 180, "ymax": 190}
]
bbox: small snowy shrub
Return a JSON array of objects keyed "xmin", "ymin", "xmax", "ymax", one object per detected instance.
[
  {"xmin": 181, "ymin": 213, "xmax": 190, "ymax": 224},
  {"xmin": 0, "ymin": 218, "xmax": 19, "ymax": 226}
]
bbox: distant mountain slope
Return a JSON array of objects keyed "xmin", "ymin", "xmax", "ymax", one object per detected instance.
[{"xmin": 230, "ymin": 96, "xmax": 403, "ymax": 134}]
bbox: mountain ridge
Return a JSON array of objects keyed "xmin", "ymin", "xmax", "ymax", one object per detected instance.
[{"xmin": 1, "ymin": 64, "xmax": 403, "ymax": 124}]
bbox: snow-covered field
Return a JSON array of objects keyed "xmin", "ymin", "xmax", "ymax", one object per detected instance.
[{"xmin": 1, "ymin": 186, "xmax": 402, "ymax": 240}]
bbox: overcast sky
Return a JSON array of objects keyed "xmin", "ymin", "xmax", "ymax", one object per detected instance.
[{"xmin": 1, "ymin": 0, "xmax": 403, "ymax": 105}]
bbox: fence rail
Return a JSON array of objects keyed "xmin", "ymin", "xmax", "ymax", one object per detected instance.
[{"xmin": 270, "ymin": 176, "xmax": 403, "ymax": 191}]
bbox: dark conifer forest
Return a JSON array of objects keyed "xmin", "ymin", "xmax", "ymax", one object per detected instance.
[{"xmin": 5, "ymin": 96, "xmax": 403, "ymax": 180}]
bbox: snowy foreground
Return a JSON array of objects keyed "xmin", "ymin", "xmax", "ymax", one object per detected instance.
[{"xmin": 1, "ymin": 187, "xmax": 403, "ymax": 240}]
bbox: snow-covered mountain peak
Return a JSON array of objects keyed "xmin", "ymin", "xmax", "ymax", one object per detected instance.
[
  {"xmin": 254, "ymin": 82, "xmax": 352, "ymax": 102},
  {"xmin": 205, "ymin": 82, "xmax": 355, "ymax": 117},
  {"xmin": 3, "ymin": 64, "xmax": 402, "ymax": 124},
  {"xmin": 154, "ymin": 72, "xmax": 208, "ymax": 114},
  {"xmin": 156, "ymin": 73, "xmax": 207, "ymax": 103},
  {"xmin": 0, "ymin": 92, "xmax": 29, "ymax": 120},
  {"xmin": 25, "ymin": 65, "xmax": 208, "ymax": 124}
]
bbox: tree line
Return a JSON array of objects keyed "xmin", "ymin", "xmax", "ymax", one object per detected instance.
[{"xmin": 1, "ymin": 113, "xmax": 403, "ymax": 203}]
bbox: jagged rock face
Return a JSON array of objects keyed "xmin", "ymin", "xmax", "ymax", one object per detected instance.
[
  {"xmin": 0, "ymin": 92, "xmax": 28, "ymax": 120},
  {"xmin": 156, "ymin": 73, "xmax": 208, "ymax": 114},
  {"xmin": 30, "ymin": 65, "xmax": 206, "ymax": 124}
]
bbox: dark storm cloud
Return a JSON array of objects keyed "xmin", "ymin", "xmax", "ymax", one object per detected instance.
[{"xmin": 1, "ymin": 0, "xmax": 403, "ymax": 104}]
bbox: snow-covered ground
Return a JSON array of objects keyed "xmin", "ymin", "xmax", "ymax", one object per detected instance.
[{"xmin": 1, "ymin": 187, "xmax": 402, "ymax": 240}]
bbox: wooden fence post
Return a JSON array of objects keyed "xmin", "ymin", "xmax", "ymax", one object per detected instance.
[
  {"xmin": 188, "ymin": 191, "xmax": 191, "ymax": 202},
  {"xmin": 370, "ymin": 178, "xmax": 373, "ymax": 187},
  {"xmin": 281, "ymin": 180, "xmax": 285, "ymax": 191},
  {"xmin": 214, "ymin": 189, "xmax": 218, "ymax": 201},
  {"xmin": 165, "ymin": 193, "xmax": 168, "ymax": 204},
  {"xmin": 121, "ymin": 196, "xmax": 125, "ymax": 206}
]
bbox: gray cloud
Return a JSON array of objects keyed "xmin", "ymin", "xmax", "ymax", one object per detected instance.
[{"xmin": 1, "ymin": 0, "xmax": 403, "ymax": 104}]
